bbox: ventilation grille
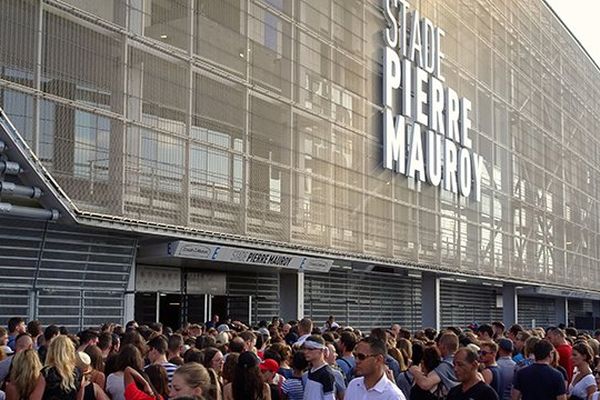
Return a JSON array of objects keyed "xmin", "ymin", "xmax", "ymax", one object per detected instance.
[
  {"xmin": 440, "ymin": 281, "xmax": 502, "ymax": 328},
  {"xmin": 0, "ymin": 216, "xmax": 135, "ymax": 330},
  {"xmin": 518, "ymin": 296, "xmax": 557, "ymax": 328},
  {"xmin": 227, "ymin": 271, "xmax": 280, "ymax": 324},
  {"xmin": 304, "ymin": 267, "xmax": 422, "ymax": 331}
]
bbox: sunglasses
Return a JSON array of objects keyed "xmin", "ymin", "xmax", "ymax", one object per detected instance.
[
  {"xmin": 354, "ymin": 352, "xmax": 377, "ymax": 361},
  {"xmin": 478, "ymin": 351, "xmax": 492, "ymax": 356}
]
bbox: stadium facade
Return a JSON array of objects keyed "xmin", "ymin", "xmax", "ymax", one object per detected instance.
[{"xmin": 1, "ymin": 0, "xmax": 600, "ymax": 331}]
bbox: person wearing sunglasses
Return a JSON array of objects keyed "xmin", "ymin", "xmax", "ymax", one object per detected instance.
[
  {"xmin": 344, "ymin": 336, "xmax": 405, "ymax": 400},
  {"xmin": 479, "ymin": 342, "xmax": 502, "ymax": 398}
]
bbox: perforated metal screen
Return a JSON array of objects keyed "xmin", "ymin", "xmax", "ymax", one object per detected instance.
[
  {"xmin": 517, "ymin": 296, "xmax": 557, "ymax": 328},
  {"xmin": 227, "ymin": 271, "xmax": 280, "ymax": 324},
  {"xmin": 0, "ymin": 216, "xmax": 136, "ymax": 330},
  {"xmin": 568, "ymin": 299, "xmax": 593, "ymax": 324},
  {"xmin": 304, "ymin": 268, "xmax": 421, "ymax": 331},
  {"xmin": 440, "ymin": 281, "xmax": 502, "ymax": 328}
]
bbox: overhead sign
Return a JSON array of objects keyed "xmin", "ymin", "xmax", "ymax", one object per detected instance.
[
  {"xmin": 382, "ymin": 0, "xmax": 485, "ymax": 201},
  {"xmin": 168, "ymin": 241, "xmax": 332, "ymax": 273}
]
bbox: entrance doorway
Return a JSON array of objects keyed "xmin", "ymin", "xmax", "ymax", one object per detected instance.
[
  {"xmin": 186, "ymin": 294, "xmax": 207, "ymax": 325},
  {"xmin": 210, "ymin": 295, "xmax": 252, "ymax": 325},
  {"xmin": 134, "ymin": 292, "xmax": 183, "ymax": 330},
  {"xmin": 134, "ymin": 293, "xmax": 252, "ymax": 328},
  {"xmin": 159, "ymin": 293, "xmax": 182, "ymax": 331},
  {"xmin": 134, "ymin": 292, "xmax": 157, "ymax": 325}
]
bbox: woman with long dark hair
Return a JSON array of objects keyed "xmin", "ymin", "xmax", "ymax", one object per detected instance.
[
  {"xmin": 410, "ymin": 345, "xmax": 442, "ymax": 400},
  {"xmin": 106, "ymin": 344, "xmax": 145, "ymax": 400},
  {"xmin": 84, "ymin": 345, "xmax": 106, "ymax": 389},
  {"xmin": 200, "ymin": 347, "xmax": 224, "ymax": 400},
  {"xmin": 223, "ymin": 351, "xmax": 271, "ymax": 400}
]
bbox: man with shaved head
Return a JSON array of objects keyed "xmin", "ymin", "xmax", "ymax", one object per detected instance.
[{"xmin": 0, "ymin": 333, "xmax": 33, "ymax": 385}]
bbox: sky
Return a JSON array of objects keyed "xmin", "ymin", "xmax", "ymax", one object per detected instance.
[{"xmin": 544, "ymin": 0, "xmax": 600, "ymax": 67}]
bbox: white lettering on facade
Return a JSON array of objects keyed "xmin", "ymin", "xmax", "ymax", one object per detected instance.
[{"xmin": 381, "ymin": 0, "xmax": 484, "ymax": 201}]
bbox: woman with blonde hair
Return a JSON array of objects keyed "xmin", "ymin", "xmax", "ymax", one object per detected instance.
[
  {"xmin": 5, "ymin": 348, "xmax": 43, "ymax": 400},
  {"xmin": 169, "ymin": 362, "xmax": 211, "ymax": 399},
  {"xmin": 30, "ymin": 335, "xmax": 84, "ymax": 400}
]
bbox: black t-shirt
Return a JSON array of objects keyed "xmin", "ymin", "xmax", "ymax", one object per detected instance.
[
  {"xmin": 41, "ymin": 366, "xmax": 83, "ymax": 400},
  {"xmin": 410, "ymin": 384, "xmax": 440, "ymax": 400},
  {"xmin": 513, "ymin": 363, "xmax": 567, "ymax": 400},
  {"xmin": 555, "ymin": 365, "xmax": 568, "ymax": 382},
  {"xmin": 447, "ymin": 381, "xmax": 499, "ymax": 400}
]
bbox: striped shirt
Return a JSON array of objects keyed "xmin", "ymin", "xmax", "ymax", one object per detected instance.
[
  {"xmin": 145, "ymin": 362, "xmax": 178, "ymax": 384},
  {"xmin": 282, "ymin": 376, "xmax": 305, "ymax": 400}
]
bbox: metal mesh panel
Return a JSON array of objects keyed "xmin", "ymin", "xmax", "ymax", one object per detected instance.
[
  {"xmin": 36, "ymin": 224, "xmax": 133, "ymax": 290},
  {"xmin": 136, "ymin": 0, "xmax": 189, "ymax": 50},
  {"xmin": 0, "ymin": 0, "xmax": 36, "ymax": 88},
  {"xmin": 518, "ymin": 296, "xmax": 557, "ymax": 328},
  {"xmin": 0, "ymin": 216, "xmax": 135, "ymax": 330},
  {"xmin": 42, "ymin": 11, "xmax": 121, "ymax": 103},
  {"xmin": 440, "ymin": 281, "xmax": 502, "ymax": 328},
  {"xmin": 37, "ymin": 289, "xmax": 82, "ymax": 329},
  {"xmin": 185, "ymin": 294, "xmax": 206, "ymax": 324},
  {"xmin": 83, "ymin": 291, "xmax": 125, "ymax": 327},
  {"xmin": 60, "ymin": 0, "xmax": 127, "ymax": 26},
  {"xmin": 194, "ymin": 0, "xmax": 246, "ymax": 74},
  {"xmin": 568, "ymin": 299, "xmax": 593, "ymax": 324},
  {"xmin": 0, "ymin": 219, "xmax": 44, "ymax": 287},
  {"xmin": 304, "ymin": 268, "xmax": 422, "ymax": 332},
  {"xmin": 227, "ymin": 271, "xmax": 280, "ymax": 324},
  {"xmin": 1, "ymin": 0, "xmax": 600, "ymax": 292},
  {"xmin": 0, "ymin": 289, "xmax": 30, "ymax": 323}
]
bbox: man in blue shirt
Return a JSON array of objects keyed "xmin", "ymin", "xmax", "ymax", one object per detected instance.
[
  {"xmin": 336, "ymin": 331, "xmax": 357, "ymax": 384},
  {"xmin": 6, "ymin": 317, "xmax": 25, "ymax": 352}
]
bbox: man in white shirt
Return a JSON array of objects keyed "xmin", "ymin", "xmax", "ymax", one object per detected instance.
[
  {"xmin": 294, "ymin": 318, "xmax": 314, "ymax": 347},
  {"xmin": 344, "ymin": 336, "xmax": 406, "ymax": 400}
]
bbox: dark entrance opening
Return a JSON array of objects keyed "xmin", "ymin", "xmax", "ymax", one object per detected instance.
[
  {"xmin": 186, "ymin": 294, "xmax": 206, "ymax": 325},
  {"xmin": 211, "ymin": 296, "xmax": 228, "ymax": 323},
  {"xmin": 134, "ymin": 292, "xmax": 157, "ymax": 325},
  {"xmin": 212, "ymin": 295, "xmax": 251, "ymax": 325},
  {"xmin": 159, "ymin": 293, "xmax": 182, "ymax": 331}
]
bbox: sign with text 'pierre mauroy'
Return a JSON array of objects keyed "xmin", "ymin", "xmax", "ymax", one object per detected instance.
[
  {"xmin": 382, "ymin": 0, "xmax": 485, "ymax": 201},
  {"xmin": 168, "ymin": 241, "xmax": 332, "ymax": 272}
]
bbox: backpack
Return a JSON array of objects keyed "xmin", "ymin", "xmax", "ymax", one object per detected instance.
[
  {"xmin": 337, "ymin": 357, "xmax": 355, "ymax": 384},
  {"xmin": 433, "ymin": 359, "xmax": 457, "ymax": 400}
]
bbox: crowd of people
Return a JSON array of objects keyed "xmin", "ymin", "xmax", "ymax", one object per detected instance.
[{"xmin": 0, "ymin": 314, "xmax": 598, "ymax": 400}]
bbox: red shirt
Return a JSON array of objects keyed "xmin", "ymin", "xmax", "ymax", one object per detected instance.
[
  {"xmin": 555, "ymin": 343, "xmax": 573, "ymax": 382},
  {"xmin": 125, "ymin": 383, "xmax": 163, "ymax": 400}
]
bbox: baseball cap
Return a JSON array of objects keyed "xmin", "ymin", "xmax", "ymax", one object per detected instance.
[
  {"xmin": 217, "ymin": 324, "xmax": 231, "ymax": 333},
  {"xmin": 259, "ymin": 358, "xmax": 279, "ymax": 373}
]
